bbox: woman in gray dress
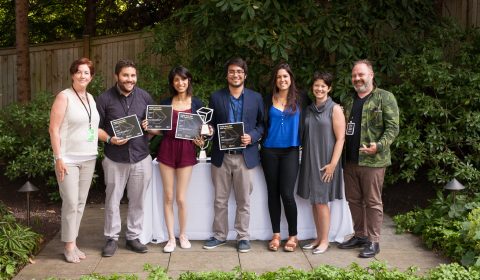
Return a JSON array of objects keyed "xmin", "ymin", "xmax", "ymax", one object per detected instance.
[{"xmin": 297, "ymin": 72, "xmax": 345, "ymax": 254}]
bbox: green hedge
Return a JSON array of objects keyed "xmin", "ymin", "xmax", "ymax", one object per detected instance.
[
  {"xmin": 143, "ymin": 0, "xmax": 480, "ymax": 192},
  {"xmin": 43, "ymin": 262, "xmax": 480, "ymax": 280}
]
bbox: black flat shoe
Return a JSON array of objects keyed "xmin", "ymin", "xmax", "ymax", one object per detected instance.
[
  {"xmin": 126, "ymin": 238, "xmax": 148, "ymax": 253},
  {"xmin": 338, "ymin": 236, "xmax": 368, "ymax": 249},
  {"xmin": 102, "ymin": 239, "xmax": 118, "ymax": 257},
  {"xmin": 359, "ymin": 241, "xmax": 380, "ymax": 258}
]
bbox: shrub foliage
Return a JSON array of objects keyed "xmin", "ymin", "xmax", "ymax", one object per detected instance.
[
  {"xmin": 394, "ymin": 192, "xmax": 480, "ymax": 267},
  {"xmin": 0, "ymin": 202, "xmax": 41, "ymax": 279},
  {"xmin": 144, "ymin": 0, "xmax": 479, "ymax": 191}
]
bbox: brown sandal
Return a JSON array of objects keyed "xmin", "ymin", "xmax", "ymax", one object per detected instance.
[
  {"xmin": 268, "ymin": 235, "xmax": 281, "ymax": 251},
  {"xmin": 284, "ymin": 236, "xmax": 298, "ymax": 252}
]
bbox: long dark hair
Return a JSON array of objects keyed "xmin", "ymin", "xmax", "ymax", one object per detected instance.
[
  {"xmin": 270, "ymin": 63, "xmax": 299, "ymax": 112},
  {"xmin": 168, "ymin": 66, "xmax": 193, "ymax": 96}
]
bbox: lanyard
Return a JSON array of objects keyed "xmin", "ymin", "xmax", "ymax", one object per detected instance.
[
  {"xmin": 119, "ymin": 88, "xmax": 135, "ymax": 116},
  {"xmin": 72, "ymin": 86, "xmax": 92, "ymax": 129},
  {"xmin": 349, "ymin": 93, "xmax": 370, "ymax": 122}
]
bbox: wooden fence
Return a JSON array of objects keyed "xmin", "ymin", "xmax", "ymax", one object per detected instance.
[
  {"xmin": 442, "ymin": 0, "xmax": 480, "ymax": 28},
  {"xmin": 0, "ymin": 31, "xmax": 160, "ymax": 108}
]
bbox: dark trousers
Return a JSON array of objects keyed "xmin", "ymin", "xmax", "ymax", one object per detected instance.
[
  {"xmin": 344, "ymin": 162, "xmax": 385, "ymax": 242},
  {"xmin": 261, "ymin": 147, "xmax": 299, "ymax": 236}
]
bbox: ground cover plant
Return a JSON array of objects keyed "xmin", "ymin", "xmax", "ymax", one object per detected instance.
[
  {"xmin": 0, "ymin": 202, "xmax": 41, "ymax": 279},
  {"xmin": 42, "ymin": 262, "xmax": 480, "ymax": 280},
  {"xmin": 394, "ymin": 191, "xmax": 480, "ymax": 267}
]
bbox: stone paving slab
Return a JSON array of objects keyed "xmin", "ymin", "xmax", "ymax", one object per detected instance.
[
  {"xmin": 239, "ymin": 249, "xmax": 311, "ymax": 273},
  {"xmin": 94, "ymin": 253, "xmax": 169, "ymax": 274},
  {"xmin": 14, "ymin": 204, "xmax": 450, "ymax": 280},
  {"xmin": 169, "ymin": 251, "xmax": 239, "ymax": 272}
]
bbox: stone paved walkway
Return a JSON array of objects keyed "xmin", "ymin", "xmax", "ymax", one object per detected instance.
[{"xmin": 14, "ymin": 204, "xmax": 449, "ymax": 279}]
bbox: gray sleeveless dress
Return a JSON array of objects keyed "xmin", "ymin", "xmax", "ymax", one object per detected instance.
[{"xmin": 297, "ymin": 97, "xmax": 344, "ymax": 204}]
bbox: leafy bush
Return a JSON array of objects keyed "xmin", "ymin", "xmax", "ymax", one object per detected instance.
[
  {"xmin": 461, "ymin": 207, "xmax": 480, "ymax": 266},
  {"xmin": 147, "ymin": 0, "xmax": 438, "ymax": 93},
  {"xmin": 0, "ymin": 202, "xmax": 41, "ymax": 279},
  {"xmin": 145, "ymin": 0, "xmax": 479, "ymax": 191},
  {"xmin": 394, "ymin": 191, "xmax": 480, "ymax": 267},
  {"xmin": 425, "ymin": 263, "xmax": 480, "ymax": 280},
  {"xmin": 390, "ymin": 25, "xmax": 480, "ymax": 190},
  {"xmin": 392, "ymin": 26, "xmax": 480, "ymax": 264},
  {"xmin": 0, "ymin": 92, "xmax": 62, "ymax": 202},
  {"xmin": 0, "ymin": 92, "xmax": 54, "ymax": 185}
]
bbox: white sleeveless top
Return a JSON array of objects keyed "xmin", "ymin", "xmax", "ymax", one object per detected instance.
[{"xmin": 59, "ymin": 88, "xmax": 100, "ymax": 160}]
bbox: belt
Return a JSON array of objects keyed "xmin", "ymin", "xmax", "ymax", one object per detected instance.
[{"xmin": 225, "ymin": 149, "xmax": 243, "ymax": 155}]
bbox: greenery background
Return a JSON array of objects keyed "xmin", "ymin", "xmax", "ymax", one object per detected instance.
[{"xmin": 1, "ymin": 0, "xmax": 480, "ymax": 277}]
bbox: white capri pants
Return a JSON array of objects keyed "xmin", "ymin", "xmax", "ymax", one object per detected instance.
[{"xmin": 57, "ymin": 159, "xmax": 96, "ymax": 242}]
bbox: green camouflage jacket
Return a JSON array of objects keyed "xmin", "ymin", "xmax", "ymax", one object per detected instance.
[{"xmin": 344, "ymin": 87, "xmax": 399, "ymax": 167}]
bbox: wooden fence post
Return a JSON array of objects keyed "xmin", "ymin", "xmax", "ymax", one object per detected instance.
[{"xmin": 83, "ymin": 35, "xmax": 90, "ymax": 58}]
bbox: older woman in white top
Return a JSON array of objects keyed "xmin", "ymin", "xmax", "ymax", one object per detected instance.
[{"xmin": 49, "ymin": 57, "xmax": 100, "ymax": 263}]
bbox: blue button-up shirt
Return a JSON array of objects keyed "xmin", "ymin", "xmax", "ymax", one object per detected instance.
[{"xmin": 228, "ymin": 93, "xmax": 243, "ymax": 123}]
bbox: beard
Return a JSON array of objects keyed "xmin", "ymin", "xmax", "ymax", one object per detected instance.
[
  {"xmin": 353, "ymin": 79, "xmax": 371, "ymax": 93},
  {"xmin": 117, "ymin": 81, "xmax": 135, "ymax": 93},
  {"xmin": 228, "ymin": 80, "xmax": 244, "ymax": 88}
]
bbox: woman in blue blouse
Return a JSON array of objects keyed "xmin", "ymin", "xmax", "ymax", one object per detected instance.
[{"xmin": 261, "ymin": 63, "xmax": 308, "ymax": 252}]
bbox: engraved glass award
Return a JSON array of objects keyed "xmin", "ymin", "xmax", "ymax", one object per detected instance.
[{"xmin": 196, "ymin": 107, "xmax": 214, "ymax": 160}]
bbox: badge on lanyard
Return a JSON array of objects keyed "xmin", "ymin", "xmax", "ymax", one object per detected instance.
[
  {"xmin": 346, "ymin": 121, "xmax": 355, "ymax": 135},
  {"xmin": 87, "ymin": 127, "xmax": 95, "ymax": 142}
]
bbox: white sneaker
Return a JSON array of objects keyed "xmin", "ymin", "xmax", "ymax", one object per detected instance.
[
  {"xmin": 163, "ymin": 239, "xmax": 176, "ymax": 253},
  {"xmin": 179, "ymin": 235, "xmax": 191, "ymax": 249}
]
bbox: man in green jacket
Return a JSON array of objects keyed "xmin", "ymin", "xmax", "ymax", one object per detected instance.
[{"xmin": 338, "ymin": 59, "xmax": 399, "ymax": 258}]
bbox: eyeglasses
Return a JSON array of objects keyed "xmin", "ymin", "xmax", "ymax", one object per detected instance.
[{"xmin": 228, "ymin": 70, "xmax": 245, "ymax": 76}]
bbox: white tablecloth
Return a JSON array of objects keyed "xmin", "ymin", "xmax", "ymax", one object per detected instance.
[{"xmin": 140, "ymin": 160, "xmax": 353, "ymax": 244}]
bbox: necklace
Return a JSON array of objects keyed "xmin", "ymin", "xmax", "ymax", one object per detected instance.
[
  {"xmin": 174, "ymin": 95, "xmax": 191, "ymax": 110},
  {"xmin": 273, "ymin": 95, "xmax": 287, "ymax": 106}
]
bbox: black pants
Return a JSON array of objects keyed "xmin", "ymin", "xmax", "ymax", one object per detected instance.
[{"xmin": 261, "ymin": 147, "xmax": 299, "ymax": 236}]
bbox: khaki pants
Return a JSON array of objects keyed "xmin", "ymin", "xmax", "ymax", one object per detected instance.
[
  {"xmin": 103, "ymin": 155, "xmax": 152, "ymax": 241},
  {"xmin": 211, "ymin": 154, "xmax": 253, "ymax": 241},
  {"xmin": 344, "ymin": 163, "xmax": 385, "ymax": 243},
  {"xmin": 58, "ymin": 159, "xmax": 96, "ymax": 242}
]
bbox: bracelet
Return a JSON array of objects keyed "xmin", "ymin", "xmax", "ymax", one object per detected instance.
[
  {"xmin": 106, "ymin": 136, "xmax": 111, "ymax": 144},
  {"xmin": 54, "ymin": 155, "xmax": 62, "ymax": 161}
]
